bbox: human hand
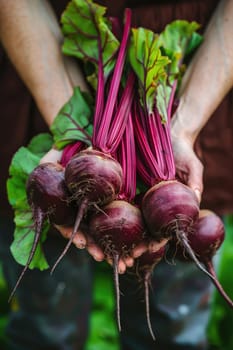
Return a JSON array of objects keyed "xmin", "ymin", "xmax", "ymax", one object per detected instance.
[{"xmin": 171, "ymin": 127, "xmax": 203, "ymax": 203}]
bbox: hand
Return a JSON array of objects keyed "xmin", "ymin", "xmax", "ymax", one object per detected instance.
[{"xmin": 171, "ymin": 129, "xmax": 203, "ymax": 203}]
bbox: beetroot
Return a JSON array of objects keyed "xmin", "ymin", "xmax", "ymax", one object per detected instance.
[
  {"xmin": 65, "ymin": 149, "xmax": 123, "ymax": 206},
  {"xmin": 188, "ymin": 210, "xmax": 233, "ymax": 308},
  {"xmin": 88, "ymin": 199, "xmax": 146, "ymax": 331},
  {"xmin": 27, "ymin": 162, "xmax": 75, "ymax": 226},
  {"xmin": 170, "ymin": 209, "xmax": 233, "ymax": 308},
  {"xmin": 141, "ymin": 180, "xmax": 215, "ymax": 278},
  {"xmin": 142, "ymin": 180, "xmax": 199, "ymax": 241},
  {"xmin": 8, "ymin": 162, "xmax": 75, "ymax": 301},
  {"xmin": 50, "ymin": 149, "xmax": 123, "ymax": 273}
]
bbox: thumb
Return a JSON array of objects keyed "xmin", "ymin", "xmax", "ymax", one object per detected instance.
[
  {"xmin": 187, "ymin": 157, "xmax": 204, "ymax": 203},
  {"xmin": 40, "ymin": 147, "xmax": 62, "ymax": 164}
]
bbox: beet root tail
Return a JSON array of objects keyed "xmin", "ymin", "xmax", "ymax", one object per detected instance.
[
  {"xmin": 178, "ymin": 231, "xmax": 217, "ymax": 283},
  {"xmin": 205, "ymin": 260, "xmax": 233, "ymax": 309},
  {"xmin": 113, "ymin": 254, "xmax": 122, "ymax": 332},
  {"xmin": 144, "ymin": 270, "xmax": 156, "ymax": 341},
  {"xmin": 50, "ymin": 198, "xmax": 88, "ymax": 274},
  {"xmin": 8, "ymin": 207, "xmax": 45, "ymax": 303}
]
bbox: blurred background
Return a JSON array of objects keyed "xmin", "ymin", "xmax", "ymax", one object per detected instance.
[{"xmin": 0, "ymin": 215, "xmax": 233, "ymax": 350}]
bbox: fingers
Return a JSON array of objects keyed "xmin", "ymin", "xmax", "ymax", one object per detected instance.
[
  {"xmin": 123, "ymin": 256, "xmax": 134, "ymax": 268},
  {"xmin": 86, "ymin": 236, "xmax": 105, "ymax": 262},
  {"xmin": 148, "ymin": 238, "xmax": 169, "ymax": 253},
  {"xmin": 132, "ymin": 242, "xmax": 148, "ymax": 258},
  {"xmin": 106, "ymin": 257, "xmax": 127, "ymax": 274},
  {"xmin": 55, "ymin": 225, "xmax": 87, "ymax": 248},
  {"xmin": 56, "ymin": 223, "xmax": 161, "ymax": 274},
  {"xmin": 56, "ymin": 224, "xmax": 105, "ymax": 262}
]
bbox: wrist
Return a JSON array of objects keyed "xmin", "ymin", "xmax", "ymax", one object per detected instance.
[
  {"xmin": 33, "ymin": 74, "xmax": 74, "ymax": 126},
  {"xmin": 171, "ymin": 97, "xmax": 206, "ymax": 146}
]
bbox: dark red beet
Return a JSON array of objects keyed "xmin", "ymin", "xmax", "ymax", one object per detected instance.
[
  {"xmin": 50, "ymin": 148, "xmax": 123, "ymax": 273},
  {"xmin": 170, "ymin": 210, "xmax": 233, "ymax": 308},
  {"xmin": 9, "ymin": 162, "xmax": 75, "ymax": 302},
  {"xmin": 142, "ymin": 180, "xmax": 199, "ymax": 240},
  {"xmin": 65, "ymin": 148, "xmax": 123, "ymax": 206},
  {"xmin": 141, "ymin": 180, "xmax": 214, "ymax": 279},
  {"xmin": 27, "ymin": 162, "xmax": 75, "ymax": 225},
  {"xmin": 88, "ymin": 199, "xmax": 146, "ymax": 331},
  {"xmin": 188, "ymin": 209, "xmax": 225, "ymax": 259},
  {"xmin": 189, "ymin": 210, "xmax": 233, "ymax": 308},
  {"xmin": 89, "ymin": 200, "xmax": 145, "ymax": 254}
]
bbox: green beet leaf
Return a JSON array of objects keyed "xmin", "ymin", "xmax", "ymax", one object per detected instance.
[
  {"xmin": 27, "ymin": 133, "xmax": 54, "ymax": 158},
  {"xmin": 61, "ymin": 0, "xmax": 119, "ymax": 86},
  {"xmin": 129, "ymin": 27, "xmax": 170, "ymax": 115},
  {"xmin": 10, "ymin": 215, "xmax": 49, "ymax": 270},
  {"xmin": 50, "ymin": 87, "xmax": 93, "ymax": 149},
  {"xmin": 155, "ymin": 20, "xmax": 202, "ymax": 121},
  {"xmin": 158, "ymin": 20, "xmax": 202, "ymax": 78}
]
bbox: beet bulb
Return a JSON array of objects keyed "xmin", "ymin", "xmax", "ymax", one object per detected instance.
[
  {"xmin": 142, "ymin": 180, "xmax": 216, "ymax": 280},
  {"xmin": 88, "ymin": 199, "xmax": 146, "ymax": 332},
  {"xmin": 169, "ymin": 209, "xmax": 233, "ymax": 309},
  {"xmin": 8, "ymin": 162, "xmax": 75, "ymax": 302},
  {"xmin": 188, "ymin": 210, "xmax": 233, "ymax": 308},
  {"xmin": 50, "ymin": 148, "xmax": 123, "ymax": 273}
]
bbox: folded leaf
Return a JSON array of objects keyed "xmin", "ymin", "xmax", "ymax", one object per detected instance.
[
  {"xmin": 129, "ymin": 27, "xmax": 170, "ymax": 115},
  {"xmin": 61, "ymin": 0, "xmax": 119, "ymax": 85},
  {"xmin": 50, "ymin": 87, "xmax": 93, "ymax": 149}
]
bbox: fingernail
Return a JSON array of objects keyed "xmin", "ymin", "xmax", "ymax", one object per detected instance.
[
  {"xmin": 106, "ymin": 258, "xmax": 113, "ymax": 266},
  {"xmin": 93, "ymin": 255, "xmax": 102, "ymax": 262},
  {"xmin": 127, "ymin": 260, "xmax": 134, "ymax": 267},
  {"xmin": 149, "ymin": 243, "xmax": 156, "ymax": 252},
  {"xmin": 77, "ymin": 242, "xmax": 86, "ymax": 249},
  {"xmin": 194, "ymin": 189, "xmax": 201, "ymax": 203}
]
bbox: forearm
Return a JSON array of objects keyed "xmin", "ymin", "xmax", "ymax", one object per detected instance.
[
  {"xmin": 0, "ymin": 0, "xmax": 87, "ymax": 125},
  {"xmin": 172, "ymin": 0, "xmax": 233, "ymax": 143}
]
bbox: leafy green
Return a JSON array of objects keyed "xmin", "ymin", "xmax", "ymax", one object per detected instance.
[
  {"xmin": 156, "ymin": 81, "xmax": 172, "ymax": 123},
  {"xmin": 129, "ymin": 27, "xmax": 170, "ymax": 115},
  {"xmin": 10, "ymin": 216, "xmax": 49, "ymax": 270},
  {"xmin": 156, "ymin": 21, "xmax": 202, "ymax": 121},
  {"xmin": 158, "ymin": 20, "xmax": 202, "ymax": 78},
  {"xmin": 27, "ymin": 133, "xmax": 54, "ymax": 158},
  {"xmin": 7, "ymin": 133, "xmax": 53, "ymax": 270},
  {"xmin": 129, "ymin": 21, "xmax": 202, "ymax": 121},
  {"xmin": 61, "ymin": 0, "xmax": 119, "ymax": 86},
  {"xmin": 50, "ymin": 87, "xmax": 93, "ymax": 149}
]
